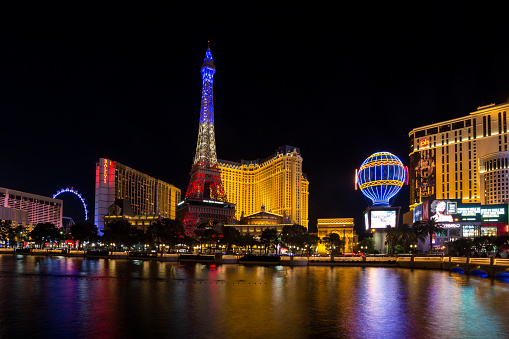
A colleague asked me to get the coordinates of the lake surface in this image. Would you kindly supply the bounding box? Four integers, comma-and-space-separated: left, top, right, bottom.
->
0, 255, 508, 338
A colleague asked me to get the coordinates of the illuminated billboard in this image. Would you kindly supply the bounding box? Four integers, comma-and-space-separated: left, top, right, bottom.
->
413, 203, 422, 223
481, 205, 507, 223
414, 200, 508, 224
365, 207, 400, 230
371, 210, 397, 229
409, 148, 436, 205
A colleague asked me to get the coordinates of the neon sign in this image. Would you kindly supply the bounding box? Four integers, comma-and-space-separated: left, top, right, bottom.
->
357, 152, 407, 206
419, 139, 430, 147
103, 159, 108, 183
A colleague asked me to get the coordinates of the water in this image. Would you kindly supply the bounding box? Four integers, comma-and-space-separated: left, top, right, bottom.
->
1, 255, 509, 338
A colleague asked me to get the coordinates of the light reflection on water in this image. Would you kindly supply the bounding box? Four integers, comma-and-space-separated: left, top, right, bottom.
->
1, 255, 509, 338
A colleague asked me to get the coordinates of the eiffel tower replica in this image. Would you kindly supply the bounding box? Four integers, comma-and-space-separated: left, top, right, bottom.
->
177, 43, 235, 236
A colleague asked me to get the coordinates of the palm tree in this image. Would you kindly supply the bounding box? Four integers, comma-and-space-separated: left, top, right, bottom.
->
414, 219, 444, 254
384, 226, 398, 255
395, 223, 417, 253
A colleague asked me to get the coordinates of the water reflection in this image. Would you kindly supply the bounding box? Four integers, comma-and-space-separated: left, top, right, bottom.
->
1, 256, 509, 338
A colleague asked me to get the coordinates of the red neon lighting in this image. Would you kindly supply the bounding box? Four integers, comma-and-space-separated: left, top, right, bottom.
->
419, 139, 429, 147
405, 166, 409, 185
103, 159, 108, 183
355, 169, 358, 190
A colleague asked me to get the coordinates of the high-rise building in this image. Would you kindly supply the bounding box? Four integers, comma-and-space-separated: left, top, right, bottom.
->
218, 145, 309, 229
94, 158, 181, 232
409, 102, 509, 207
178, 44, 235, 235
0, 187, 63, 229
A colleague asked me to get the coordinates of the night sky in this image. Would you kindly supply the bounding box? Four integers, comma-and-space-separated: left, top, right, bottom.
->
2, 3, 509, 235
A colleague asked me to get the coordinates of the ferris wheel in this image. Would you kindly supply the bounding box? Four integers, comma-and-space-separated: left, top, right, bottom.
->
53, 187, 89, 221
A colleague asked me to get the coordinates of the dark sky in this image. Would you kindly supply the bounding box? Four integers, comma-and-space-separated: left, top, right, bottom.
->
2, 3, 509, 235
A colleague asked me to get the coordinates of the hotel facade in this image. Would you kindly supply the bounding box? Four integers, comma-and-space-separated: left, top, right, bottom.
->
409, 102, 509, 206
94, 158, 181, 231
409, 102, 509, 246
0, 187, 63, 229
218, 145, 309, 229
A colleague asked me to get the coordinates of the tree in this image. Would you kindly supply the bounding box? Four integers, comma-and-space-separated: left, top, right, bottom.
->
239, 233, 257, 254
357, 237, 375, 254
30, 223, 62, 248
102, 219, 136, 251
281, 224, 307, 254
449, 237, 473, 257
70, 221, 99, 249
302, 233, 320, 256
395, 223, 417, 253
414, 219, 444, 254
322, 233, 344, 260
494, 235, 509, 253
384, 226, 399, 255
148, 218, 185, 253
199, 228, 218, 254
260, 228, 280, 254
0, 220, 13, 245
472, 236, 495, 255
219, 226, 241, 254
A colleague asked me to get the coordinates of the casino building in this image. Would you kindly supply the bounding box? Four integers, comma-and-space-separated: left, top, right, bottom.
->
94, 158, 181, 232
0, 187, 63, 229
409, 102, 509, 207
218, 145, 309, 229
409, 102, 509, 248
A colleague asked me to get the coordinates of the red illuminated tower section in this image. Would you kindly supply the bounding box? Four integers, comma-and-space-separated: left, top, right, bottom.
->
178, 44, 235, 236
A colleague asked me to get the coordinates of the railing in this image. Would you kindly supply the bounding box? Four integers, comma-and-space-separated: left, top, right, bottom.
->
468, 258, 491, 265
494, 258, 509, 266
367, 256, 397, 262
451, 257, 467, 263
414, 256, 443, 262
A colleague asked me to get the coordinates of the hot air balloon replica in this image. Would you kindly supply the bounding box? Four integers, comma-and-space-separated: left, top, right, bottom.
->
356, 151, 408, 254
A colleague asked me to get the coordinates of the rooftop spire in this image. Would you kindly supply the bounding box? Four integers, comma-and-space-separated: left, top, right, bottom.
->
202, 41, 215, 71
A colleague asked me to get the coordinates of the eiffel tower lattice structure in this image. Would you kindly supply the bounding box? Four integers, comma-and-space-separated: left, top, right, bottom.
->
177, 43, 235, 236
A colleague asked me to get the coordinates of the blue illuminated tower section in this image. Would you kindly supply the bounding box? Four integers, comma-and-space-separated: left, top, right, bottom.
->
179, 43, 235, 236
194, 43, 218, 166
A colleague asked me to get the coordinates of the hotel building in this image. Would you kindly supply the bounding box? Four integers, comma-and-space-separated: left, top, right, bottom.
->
218, 145, 309, 229
0, 187, 63, 229
409, 102, 509, 207
94, 158, 181, 231
408, 102, 509, 246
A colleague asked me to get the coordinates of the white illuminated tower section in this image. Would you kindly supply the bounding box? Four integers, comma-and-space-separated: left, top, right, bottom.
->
178, 43, 235, 236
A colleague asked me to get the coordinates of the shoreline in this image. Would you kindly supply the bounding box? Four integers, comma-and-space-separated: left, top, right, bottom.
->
1, 249, 509, 278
